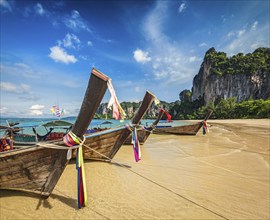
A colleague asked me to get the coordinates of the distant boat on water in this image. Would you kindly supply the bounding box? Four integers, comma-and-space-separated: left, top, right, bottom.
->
152, 110, 213, 135
5, 121, 39, 146
32, 120, 73, 141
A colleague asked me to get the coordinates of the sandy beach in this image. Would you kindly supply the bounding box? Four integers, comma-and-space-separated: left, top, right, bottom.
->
0, 119, 269, 220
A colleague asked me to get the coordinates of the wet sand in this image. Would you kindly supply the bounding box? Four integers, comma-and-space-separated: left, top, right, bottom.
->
0, 119, 269, 219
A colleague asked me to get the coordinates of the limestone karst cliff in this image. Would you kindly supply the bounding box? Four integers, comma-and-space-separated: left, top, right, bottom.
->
96, 101, 171, 119
192, 47, 270, 105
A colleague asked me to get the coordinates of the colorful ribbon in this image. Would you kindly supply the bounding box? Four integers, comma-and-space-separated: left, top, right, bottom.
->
76, 146, 88, 208
63, 132, 87, 209
107, 80, 126, 121
202, 120, 209, 135
131, 127, 141, 162
164, 110, 172, 122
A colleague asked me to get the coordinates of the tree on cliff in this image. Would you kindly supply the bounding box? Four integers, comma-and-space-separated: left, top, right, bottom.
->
179, 90, 192, 103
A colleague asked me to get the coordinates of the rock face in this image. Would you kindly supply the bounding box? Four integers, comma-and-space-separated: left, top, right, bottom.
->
192, 47, 270, 105
96, 102, 167, 119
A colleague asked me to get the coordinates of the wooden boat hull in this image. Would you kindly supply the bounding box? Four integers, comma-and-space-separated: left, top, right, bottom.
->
124, 127, 151, 145
153, 110, 213, 135
13, 133, 38, 145
153, 122, 202, 135
0, 146, 68, 198
79, 127, 130, 161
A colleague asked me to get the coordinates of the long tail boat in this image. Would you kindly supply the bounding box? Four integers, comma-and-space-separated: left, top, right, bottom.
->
153, 110, 213, 135
32, 120, 74, 141
5, 121, 38, 146
124, 108, 165, 145
78, 91, 156, 161
0, 68, 109, 198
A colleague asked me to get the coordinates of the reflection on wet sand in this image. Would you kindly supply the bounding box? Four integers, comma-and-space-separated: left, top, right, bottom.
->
0, 119, 269, 219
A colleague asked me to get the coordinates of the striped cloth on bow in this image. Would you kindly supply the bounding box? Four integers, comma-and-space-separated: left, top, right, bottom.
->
107, 80, 126, 121
202, 121, 209, 135
76, 146, 88, 208
131, 127, 141, 162
51, 105, 61, 117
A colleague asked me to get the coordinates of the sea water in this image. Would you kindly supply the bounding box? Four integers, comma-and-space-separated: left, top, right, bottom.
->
0, 117, 189, 137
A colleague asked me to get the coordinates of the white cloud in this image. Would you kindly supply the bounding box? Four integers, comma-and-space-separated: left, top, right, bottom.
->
1, 62, 39, 78
0, 0, 12, 12
251, 21, 258, 31
227, 28, 246, 39
20, 94, 39, 101
30, 104, 44, 110
15, 63, 38, 78
227, 31, 235, 39
0, 82, 16, 92
135, 86, 140, 92
0, 82, 31, 93
140, 1, 194, 84
19, 84, 31, 93
87, 41, 93, 46
133, 49, 151, 64
63, 10, 91, 32
49, 46, 77, 64
0, 107, 8, 114
221, 22, 269, 56
79, 55, 87, 61
34, 3, 45, 16
30, 110, 43, 115
189, 56, 201, 62
30, 104, 45, 116
178, 3, 186, 13
199, 42, 207, 47
58, 33, 81, 49
237, 28, 246, 37
23, 7, 31, 17
221, 15, 226, 23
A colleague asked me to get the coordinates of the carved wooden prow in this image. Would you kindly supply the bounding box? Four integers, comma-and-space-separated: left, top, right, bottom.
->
109, 91, 156, 159
72, 68, 110, 138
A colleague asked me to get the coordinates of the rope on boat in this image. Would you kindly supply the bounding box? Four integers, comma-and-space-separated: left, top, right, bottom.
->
82, 144, 112, 162
36, 133, 113, 162
142, 126, 154, 133
79, 123, 142, 162
36, 142, 80, 150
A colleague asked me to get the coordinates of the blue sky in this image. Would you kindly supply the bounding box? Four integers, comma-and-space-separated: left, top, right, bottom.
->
0, 0, 269, 117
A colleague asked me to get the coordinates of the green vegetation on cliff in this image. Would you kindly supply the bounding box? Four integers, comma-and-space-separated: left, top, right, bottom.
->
96, 97, 270, 120
205, 47, 270, 76
169, 97, 270, 119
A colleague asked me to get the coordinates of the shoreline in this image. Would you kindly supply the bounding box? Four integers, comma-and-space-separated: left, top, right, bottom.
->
0, 119, 269, 219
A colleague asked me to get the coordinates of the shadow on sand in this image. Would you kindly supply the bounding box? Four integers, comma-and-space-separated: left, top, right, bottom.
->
0, 189, 78, 210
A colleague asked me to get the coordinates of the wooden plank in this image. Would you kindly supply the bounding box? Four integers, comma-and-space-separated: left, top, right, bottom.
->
72, 68, 110, 137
